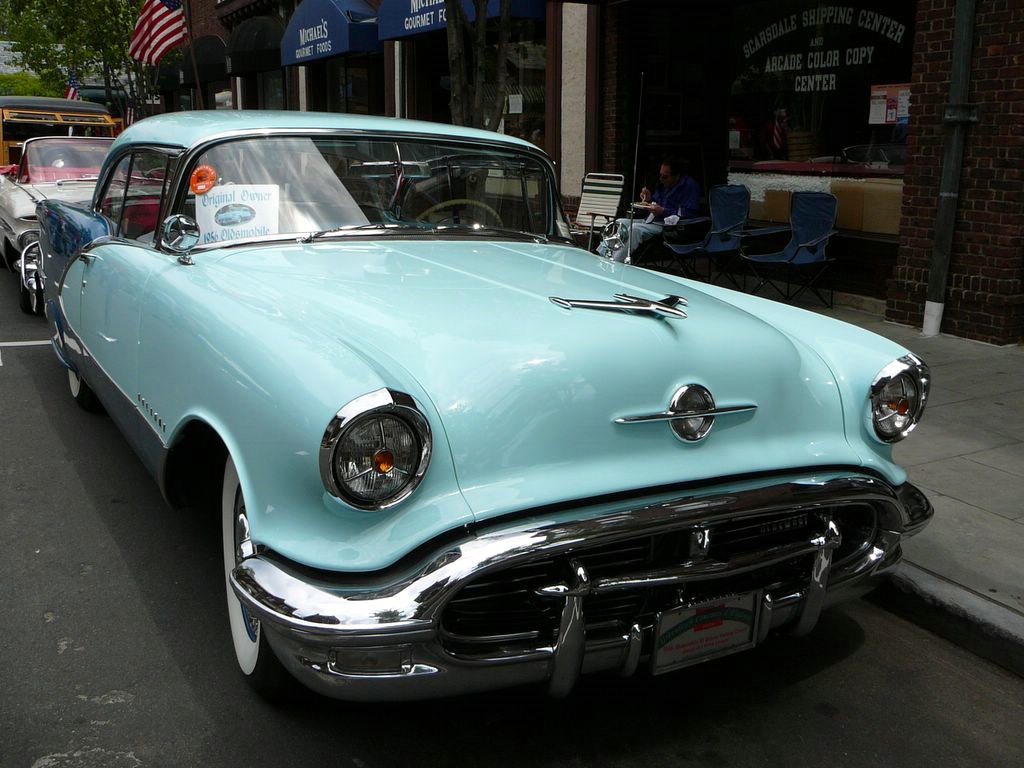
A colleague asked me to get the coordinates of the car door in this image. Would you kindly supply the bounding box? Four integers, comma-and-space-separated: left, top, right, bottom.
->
73, 149, 172, 436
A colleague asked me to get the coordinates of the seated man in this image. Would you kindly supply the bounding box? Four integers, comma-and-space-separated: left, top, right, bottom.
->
597, 159, 701, 263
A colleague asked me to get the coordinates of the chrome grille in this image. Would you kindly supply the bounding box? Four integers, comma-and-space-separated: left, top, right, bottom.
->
442, 560, 561, 641
440, 504, 878, 658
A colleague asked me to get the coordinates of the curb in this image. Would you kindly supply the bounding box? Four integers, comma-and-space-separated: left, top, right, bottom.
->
869, 563, 1024, 678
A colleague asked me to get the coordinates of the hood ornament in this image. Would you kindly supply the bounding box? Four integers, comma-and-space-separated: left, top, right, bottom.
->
549, 293, 687, 319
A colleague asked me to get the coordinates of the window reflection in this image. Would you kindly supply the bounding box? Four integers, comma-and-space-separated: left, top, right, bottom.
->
180, 135, 561, 246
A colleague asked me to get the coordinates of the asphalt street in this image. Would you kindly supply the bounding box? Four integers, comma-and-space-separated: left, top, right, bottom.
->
1, 281, 1023, 768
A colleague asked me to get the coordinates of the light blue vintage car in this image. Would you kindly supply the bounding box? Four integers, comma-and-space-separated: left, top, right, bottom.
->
36, 111, 932, 702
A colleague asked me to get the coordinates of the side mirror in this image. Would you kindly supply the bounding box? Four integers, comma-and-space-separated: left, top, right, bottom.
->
162, 214, 200, 255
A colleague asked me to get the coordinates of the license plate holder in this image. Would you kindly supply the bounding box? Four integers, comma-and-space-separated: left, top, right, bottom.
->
652, 591, 762, 675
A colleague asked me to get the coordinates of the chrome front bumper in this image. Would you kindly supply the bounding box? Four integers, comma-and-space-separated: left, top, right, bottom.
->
230, 473, 932, 701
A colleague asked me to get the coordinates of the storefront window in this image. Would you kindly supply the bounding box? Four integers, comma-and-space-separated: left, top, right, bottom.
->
729, 0, 913, 177
400, 17, 545, 142
323, 54, 381, 114
212, 82, 234, 110
495, 23, 546, 149
259, 70, 286, 110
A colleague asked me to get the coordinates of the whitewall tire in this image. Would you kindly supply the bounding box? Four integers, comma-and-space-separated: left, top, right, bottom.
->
221, 455, 291, 696
68, 368, 102, 413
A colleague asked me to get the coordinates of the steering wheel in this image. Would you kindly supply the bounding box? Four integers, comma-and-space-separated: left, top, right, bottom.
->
416, 198, 503, 227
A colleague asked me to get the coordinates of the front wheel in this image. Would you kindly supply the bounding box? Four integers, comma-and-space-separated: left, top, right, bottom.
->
68, 368, 103, 413
18, 280, 34, 314
221, 455, 291, 699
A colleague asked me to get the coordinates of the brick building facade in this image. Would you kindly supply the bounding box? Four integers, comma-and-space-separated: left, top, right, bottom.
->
889, 0, 1024, 344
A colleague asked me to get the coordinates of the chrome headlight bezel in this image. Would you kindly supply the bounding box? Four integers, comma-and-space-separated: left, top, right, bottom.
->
17, 228, 39, 250
870, 354, 930, 443
669, 384, 717, 442
20, 240, 41, 268
319, 388, 432, 510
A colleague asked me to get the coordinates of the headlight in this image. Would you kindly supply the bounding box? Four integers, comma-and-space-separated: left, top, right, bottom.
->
17, 229, 39, 250
319, 388, 432, 509
870, 354, 930, 442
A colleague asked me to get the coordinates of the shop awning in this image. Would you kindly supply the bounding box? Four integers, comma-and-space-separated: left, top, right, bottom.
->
179, 36, 228, 86
377, 0, 546, 41
281, 0, 382, 67
227, 15, 285, 75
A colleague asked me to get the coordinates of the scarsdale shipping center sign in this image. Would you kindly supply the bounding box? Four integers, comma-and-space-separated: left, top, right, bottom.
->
728, 0, 914, 160
737, 3, 910, 93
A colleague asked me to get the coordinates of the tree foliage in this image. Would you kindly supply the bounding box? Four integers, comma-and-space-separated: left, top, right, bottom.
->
445, 0, 513, 130
0, 0, 160, 118
0, 72, 59, 97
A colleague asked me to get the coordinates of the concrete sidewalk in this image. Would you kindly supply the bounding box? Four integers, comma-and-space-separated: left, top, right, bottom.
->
820, 301, 1024, 676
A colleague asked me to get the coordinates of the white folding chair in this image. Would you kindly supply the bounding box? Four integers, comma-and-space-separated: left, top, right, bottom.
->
573, 172, 624, 251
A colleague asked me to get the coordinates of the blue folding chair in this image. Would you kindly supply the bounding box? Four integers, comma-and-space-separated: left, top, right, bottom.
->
657, 184, 750, 285
741, 191, 838, 307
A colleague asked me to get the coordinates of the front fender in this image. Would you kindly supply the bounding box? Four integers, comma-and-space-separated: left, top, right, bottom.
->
683, 281, 918, 479
145, 264, 473, 573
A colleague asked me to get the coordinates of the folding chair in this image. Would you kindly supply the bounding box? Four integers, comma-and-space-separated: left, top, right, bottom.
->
657, 184, 750, 284
741, 191, 838, 307
572, 172, 624, 251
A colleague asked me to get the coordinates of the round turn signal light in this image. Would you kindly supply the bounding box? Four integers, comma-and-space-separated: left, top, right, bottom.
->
373, 449, 395, 474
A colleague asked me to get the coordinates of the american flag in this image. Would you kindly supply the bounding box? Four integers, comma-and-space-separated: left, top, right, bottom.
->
129, 0, 187, 66
64, 71, 81, 100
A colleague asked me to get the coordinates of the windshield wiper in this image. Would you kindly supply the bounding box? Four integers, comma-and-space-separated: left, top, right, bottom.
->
54, 175, 100, 186
302, 223, 564, 245
302, 222, 414, 242
431, 224, 551, 243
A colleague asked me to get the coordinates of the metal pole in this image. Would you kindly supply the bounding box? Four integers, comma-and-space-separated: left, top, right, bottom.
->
183, 0, 205, 109
923, 0, 977, 335
630, 71, 644, 203
622, 72, 647, 260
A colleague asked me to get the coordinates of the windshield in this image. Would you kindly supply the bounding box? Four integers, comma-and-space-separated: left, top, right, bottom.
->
22, 138, 110, 183
3, 121, 115, 143
181, 135, 566, 246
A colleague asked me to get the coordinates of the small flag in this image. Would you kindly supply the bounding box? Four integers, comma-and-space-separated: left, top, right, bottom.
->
65, 71, 81, 100
129, 0, 187, 66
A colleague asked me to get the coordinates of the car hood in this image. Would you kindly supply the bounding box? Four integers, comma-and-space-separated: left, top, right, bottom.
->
5, 180, 95, 213
209, 239, 860, 521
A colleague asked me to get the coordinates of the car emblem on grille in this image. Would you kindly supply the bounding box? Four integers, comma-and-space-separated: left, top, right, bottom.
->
615, 385, 757, 442
760, 513, 809, 536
